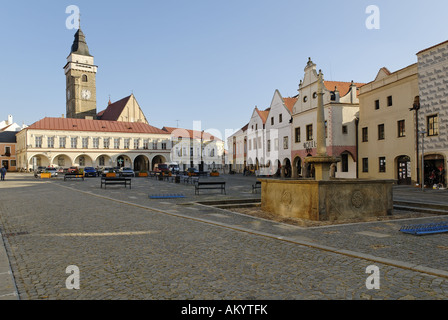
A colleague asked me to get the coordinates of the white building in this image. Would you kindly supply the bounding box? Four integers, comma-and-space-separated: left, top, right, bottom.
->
163, 127, 225, 172
0, 115, 27, 132
264, 90, 298, 177
291, 58, 364, 179
16, 117, 172, 171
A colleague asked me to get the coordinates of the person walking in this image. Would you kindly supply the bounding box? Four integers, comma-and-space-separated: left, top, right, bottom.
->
0, 166, 6, 181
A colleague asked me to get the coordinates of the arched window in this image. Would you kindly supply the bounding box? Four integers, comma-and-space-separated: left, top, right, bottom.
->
82, 75, 88, 82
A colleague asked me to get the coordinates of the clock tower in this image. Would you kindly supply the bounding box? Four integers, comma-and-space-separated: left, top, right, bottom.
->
64, 27, 98, 119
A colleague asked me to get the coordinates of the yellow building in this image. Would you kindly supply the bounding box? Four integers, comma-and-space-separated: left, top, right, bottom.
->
358, 64, 419, 184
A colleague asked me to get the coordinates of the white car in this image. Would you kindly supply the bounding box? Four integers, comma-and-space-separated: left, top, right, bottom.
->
119, 167, 135, 177
45, 167, 58, 177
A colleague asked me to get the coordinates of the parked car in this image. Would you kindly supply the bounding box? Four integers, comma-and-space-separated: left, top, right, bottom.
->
169, 164, 180, 174
119, 167, 135, 177
45, 167, 58, 177
57, 167, 65, 173
34, 166, 46, 174
102, 167, 116, 177
154, 163, 170, 173
186, 167, 199, 176
84, 167, 98, 177
34, 166, 47, 178
67, 167, 78, 173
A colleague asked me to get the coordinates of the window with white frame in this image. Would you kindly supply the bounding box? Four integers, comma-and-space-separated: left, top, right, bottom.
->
48, 137, 54, 149
93, 138, 99, 149
59, 137, 66, 148
114, 139, 120, 149
82, 137, 89, 149
71, 137, 78, 149
124, 139, 130, 149
104, 138, 110, 149
35, 136, 42, 148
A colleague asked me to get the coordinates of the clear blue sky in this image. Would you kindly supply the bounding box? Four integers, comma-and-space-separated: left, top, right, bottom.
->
1, 0, 447, 141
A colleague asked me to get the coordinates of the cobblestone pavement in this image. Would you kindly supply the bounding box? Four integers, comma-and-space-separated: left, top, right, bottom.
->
0, 173, 448, 300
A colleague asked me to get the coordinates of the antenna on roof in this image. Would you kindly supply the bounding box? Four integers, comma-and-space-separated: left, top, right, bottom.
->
176, 120, 180, 128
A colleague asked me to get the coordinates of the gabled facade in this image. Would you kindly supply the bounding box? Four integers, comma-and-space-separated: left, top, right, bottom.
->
264, 90, 298, 177
291, 58, 364, 179
246, 107, 269, 172
97, 94, 149, 124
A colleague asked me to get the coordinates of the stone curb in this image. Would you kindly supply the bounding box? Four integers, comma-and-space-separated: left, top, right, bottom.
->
0, 231, 19, 300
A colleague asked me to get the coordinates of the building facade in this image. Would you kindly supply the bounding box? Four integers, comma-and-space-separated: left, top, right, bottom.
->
228, 124, 248, 173
264, 91, 297, 177
417, 40, 448, 187
163, 127, 225, 171
16, 117, 172, 172
0, 132, 17, 171
291, 58, 364, 179
358, 64, 419, 184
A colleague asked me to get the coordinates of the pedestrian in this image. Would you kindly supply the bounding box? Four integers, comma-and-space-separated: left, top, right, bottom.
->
0, 166, 6, 181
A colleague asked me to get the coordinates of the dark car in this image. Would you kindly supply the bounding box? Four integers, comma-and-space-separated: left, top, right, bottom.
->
84, 167, 98, 177
187, 168, 199, 176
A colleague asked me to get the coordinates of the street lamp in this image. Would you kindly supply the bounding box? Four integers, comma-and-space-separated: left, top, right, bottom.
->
410, 97, 420, 186
419, 130, 427, 192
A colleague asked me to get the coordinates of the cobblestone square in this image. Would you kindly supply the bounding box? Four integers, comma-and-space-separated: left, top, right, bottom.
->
1, 173, 448, 301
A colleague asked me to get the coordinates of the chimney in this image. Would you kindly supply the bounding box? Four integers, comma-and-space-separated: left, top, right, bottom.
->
62, 114, 65, 118
7, 115, 13, 125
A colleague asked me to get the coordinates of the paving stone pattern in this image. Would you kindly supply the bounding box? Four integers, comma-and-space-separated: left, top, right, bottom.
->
0, 173, 448, 300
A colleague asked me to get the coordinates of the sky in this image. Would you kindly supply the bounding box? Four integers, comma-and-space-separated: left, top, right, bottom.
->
1, 0, 448, 142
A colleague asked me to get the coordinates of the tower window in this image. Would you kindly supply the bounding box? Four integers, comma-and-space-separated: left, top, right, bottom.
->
82, 75, 88, 82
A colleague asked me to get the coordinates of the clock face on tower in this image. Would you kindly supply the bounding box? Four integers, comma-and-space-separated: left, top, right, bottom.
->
81, 89, 91, 100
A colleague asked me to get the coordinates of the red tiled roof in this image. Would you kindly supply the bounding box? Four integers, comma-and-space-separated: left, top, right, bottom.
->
255, 108, 270, 124
162, 127, 221, 141
97, 95, 132, 121
27, 117, 168, 135
283, 97, 298, 113
324, 81, 365, 97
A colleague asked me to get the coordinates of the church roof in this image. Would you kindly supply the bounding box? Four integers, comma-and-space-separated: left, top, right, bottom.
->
27, 117, 168, 135
97, 95, 132, 121
70, 28, 92, 57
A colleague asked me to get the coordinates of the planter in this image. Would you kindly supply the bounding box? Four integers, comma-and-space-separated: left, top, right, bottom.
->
139, 173, 148, 177
210, 172, 220, 177
41, 173, 52, 179
106, 173, 116, 178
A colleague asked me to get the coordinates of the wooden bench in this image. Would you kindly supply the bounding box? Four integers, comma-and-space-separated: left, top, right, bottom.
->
252, 181, 261, 193
101, 177, 132, 189
195, 180, 226, 195
64, 173, 85, 181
